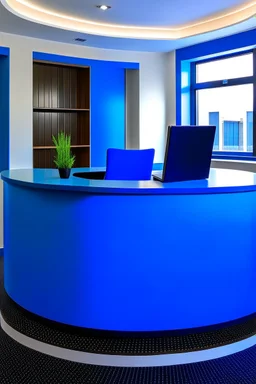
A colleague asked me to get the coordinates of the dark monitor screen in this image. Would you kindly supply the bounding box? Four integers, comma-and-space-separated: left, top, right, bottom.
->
162, 125, 216, 183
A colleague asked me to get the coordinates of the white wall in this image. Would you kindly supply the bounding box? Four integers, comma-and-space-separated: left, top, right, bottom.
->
138, 50, 176, 162
164, 51, 176, 160
0, 32, 176, 247
165, 51, 176, 128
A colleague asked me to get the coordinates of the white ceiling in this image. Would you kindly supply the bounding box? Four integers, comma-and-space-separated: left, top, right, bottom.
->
25, 0, 247, 27
0, 0, 256, 52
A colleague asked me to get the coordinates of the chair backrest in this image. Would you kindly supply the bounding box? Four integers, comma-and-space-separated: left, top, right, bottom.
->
105, 148, 155, 180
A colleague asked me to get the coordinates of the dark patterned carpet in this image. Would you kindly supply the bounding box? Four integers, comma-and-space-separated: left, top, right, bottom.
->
1, 257, 256, 383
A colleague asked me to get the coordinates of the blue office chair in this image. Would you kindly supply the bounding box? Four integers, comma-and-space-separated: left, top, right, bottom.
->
105, 148, 155, 180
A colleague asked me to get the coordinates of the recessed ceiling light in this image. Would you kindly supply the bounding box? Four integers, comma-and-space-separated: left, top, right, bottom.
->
96, 5, 111, 11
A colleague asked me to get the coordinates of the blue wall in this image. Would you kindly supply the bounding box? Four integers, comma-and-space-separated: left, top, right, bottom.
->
33, 52, 139, 167
0, 47, 10, 172
90, 62, 125, 167
176, 28, 256, 125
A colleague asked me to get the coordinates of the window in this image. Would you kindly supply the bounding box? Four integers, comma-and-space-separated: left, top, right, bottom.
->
196, 84, 253, 151
196, 54, 253, 83
192, 52, 254, 154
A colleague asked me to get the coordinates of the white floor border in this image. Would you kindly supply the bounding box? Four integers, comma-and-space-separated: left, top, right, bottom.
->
1, 312, 256, 368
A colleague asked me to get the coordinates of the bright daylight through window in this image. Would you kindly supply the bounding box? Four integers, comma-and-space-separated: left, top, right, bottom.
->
194, 53, 253, 153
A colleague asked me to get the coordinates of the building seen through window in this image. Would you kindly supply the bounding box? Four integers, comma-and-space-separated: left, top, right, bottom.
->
194, 53, 253, 152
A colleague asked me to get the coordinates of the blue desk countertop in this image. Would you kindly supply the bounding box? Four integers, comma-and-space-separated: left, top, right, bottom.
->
2, 167, 256, 194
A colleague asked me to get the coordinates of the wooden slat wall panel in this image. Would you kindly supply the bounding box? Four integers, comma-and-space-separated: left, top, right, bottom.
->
73, 147, 90, 168
78, 113, 90, 145
34, 148, 90, 169
77, 68, 90, 109
44, 65, 51, 108
70, 68, 77, 109
33, 149, 56, 169
33, 63, 89, 109
33, 112, 89, 147
33, 64, 39, 108
44, 113, 52, 146
33, 112, 39, 146
51, 66, 58, 108
38, 65, 45, 108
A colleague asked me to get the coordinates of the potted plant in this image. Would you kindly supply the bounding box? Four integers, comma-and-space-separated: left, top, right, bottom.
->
52, 132, 75, 179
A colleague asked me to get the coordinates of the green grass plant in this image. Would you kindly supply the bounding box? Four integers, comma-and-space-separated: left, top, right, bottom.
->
52, 132, 75, 169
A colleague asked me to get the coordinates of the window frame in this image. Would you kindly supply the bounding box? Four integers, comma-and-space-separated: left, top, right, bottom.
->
190, 49, 256, 157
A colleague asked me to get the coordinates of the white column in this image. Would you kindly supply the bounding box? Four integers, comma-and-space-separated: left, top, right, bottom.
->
9, 43, 33, 169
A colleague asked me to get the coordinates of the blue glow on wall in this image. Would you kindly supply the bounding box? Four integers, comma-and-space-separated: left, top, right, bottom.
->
90, 62, 125, 166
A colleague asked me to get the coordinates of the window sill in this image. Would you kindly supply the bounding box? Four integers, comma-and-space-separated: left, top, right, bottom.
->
212, 153, 256, 162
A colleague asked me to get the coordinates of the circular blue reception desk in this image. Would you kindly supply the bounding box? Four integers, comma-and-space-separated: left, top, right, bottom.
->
1, 167, 256, 377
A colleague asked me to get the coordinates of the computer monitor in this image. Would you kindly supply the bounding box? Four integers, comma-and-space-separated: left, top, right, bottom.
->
153, 125, 216, 183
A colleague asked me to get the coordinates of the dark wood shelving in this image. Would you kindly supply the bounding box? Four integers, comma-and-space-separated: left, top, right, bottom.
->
34, 145, 90, 150
33, 108, 90, 112
33, 61, 90, 168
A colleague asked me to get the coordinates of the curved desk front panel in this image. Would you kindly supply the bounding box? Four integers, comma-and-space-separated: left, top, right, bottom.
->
2, 168, 256, 332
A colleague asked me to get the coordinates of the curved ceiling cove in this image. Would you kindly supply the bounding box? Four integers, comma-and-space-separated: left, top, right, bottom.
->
14, 0, 248, 27
2, 0, 256, 40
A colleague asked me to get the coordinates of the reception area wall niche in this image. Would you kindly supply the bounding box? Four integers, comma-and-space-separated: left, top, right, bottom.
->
32, 52, 139, 168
